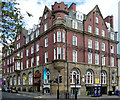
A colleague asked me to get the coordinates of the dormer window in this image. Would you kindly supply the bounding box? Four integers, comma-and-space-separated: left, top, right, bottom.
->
110, 32, 114, 40
44, 23, 47, 31
45, 13, 48, 19
96, 17, 98, 24
31, 34, 34, 41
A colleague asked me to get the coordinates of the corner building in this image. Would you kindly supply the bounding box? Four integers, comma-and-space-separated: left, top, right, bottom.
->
2, 2, 119, 96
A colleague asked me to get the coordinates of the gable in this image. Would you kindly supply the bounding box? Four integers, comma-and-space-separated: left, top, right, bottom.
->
85, 5, 107, 29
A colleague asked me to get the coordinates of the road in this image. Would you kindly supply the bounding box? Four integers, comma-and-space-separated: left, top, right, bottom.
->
1, 92, 120, 100
2, 92, 33, 99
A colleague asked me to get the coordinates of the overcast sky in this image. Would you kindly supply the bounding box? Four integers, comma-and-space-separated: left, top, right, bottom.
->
17, 0, 120, 31
0, 0, 120, 52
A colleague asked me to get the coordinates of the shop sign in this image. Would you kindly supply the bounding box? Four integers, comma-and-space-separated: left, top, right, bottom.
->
26, 80, 28, 84
34, 73, 41, 78
86, 85, 92, 87
25, 76, 27, 80
95, 78, 99, 84
43, 85, 50, 88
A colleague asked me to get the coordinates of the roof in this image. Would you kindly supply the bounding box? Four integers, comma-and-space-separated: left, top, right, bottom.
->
85, 5, 108, 29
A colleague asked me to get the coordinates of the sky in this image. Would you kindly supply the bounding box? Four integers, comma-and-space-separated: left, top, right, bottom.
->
17, 0, 120, 31
0, 0, 120, 52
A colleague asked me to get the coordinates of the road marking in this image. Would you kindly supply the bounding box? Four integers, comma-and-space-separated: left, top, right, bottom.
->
16, 94, 20, 95
34, 96, 42, 98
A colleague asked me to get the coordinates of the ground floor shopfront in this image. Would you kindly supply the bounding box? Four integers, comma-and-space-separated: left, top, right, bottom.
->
2, 61, 118, 95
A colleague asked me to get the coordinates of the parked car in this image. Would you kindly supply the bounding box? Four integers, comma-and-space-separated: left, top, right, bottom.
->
11, 87, 18, 93
2, 87, 8, 92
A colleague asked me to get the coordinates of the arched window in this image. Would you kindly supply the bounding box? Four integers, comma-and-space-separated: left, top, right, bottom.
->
14, 75, 16, 85
85, 70, 93, 84
70, 69, 80, 84
29, 73, 33, 85
100, 71, 106, 84
23, 74, 26, 85
112, 72, 115, 83
18, 75, 21, 85
10, 77, 12, 85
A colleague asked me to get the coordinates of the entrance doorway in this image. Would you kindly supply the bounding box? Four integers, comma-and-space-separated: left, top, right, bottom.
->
71, 88, 81, 95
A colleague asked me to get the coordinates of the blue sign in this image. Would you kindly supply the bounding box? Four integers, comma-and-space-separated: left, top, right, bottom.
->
43, 69, 47, 82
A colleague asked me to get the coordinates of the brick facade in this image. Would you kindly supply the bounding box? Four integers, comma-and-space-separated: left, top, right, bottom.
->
2, 2, 118, 96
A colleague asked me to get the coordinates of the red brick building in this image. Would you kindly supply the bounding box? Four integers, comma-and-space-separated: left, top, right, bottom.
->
2, 2, 118, 96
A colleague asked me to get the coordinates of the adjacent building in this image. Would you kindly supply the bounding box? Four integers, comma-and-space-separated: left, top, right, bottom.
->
118, 1, 120, 91
2, 2, 118, 95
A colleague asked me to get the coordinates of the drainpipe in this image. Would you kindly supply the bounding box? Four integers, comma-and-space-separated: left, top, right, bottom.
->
65, 29, 69, 99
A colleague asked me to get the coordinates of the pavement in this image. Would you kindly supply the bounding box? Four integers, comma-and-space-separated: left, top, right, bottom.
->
17, 91, 120, 99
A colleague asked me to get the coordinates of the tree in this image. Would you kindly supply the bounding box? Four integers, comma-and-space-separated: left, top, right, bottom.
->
0, 1, 32, 49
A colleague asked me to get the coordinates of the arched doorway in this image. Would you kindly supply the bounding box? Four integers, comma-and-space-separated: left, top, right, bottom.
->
34, 70, 41, 92
70, 68, 81, 95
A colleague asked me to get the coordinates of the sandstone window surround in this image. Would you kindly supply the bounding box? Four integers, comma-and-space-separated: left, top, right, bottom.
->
36, 56, 39, 66
36, 43, 39, 52
45, 38, 48, 47
95, 27, 99, 35
96, 17, 98, 24
57, 47, 61, 59
62, 47, 65, 60
26, 49, 29, 56
112, 72, 115, 83
44, 23, 47, 31
57, 31, 61, 42
88, 52, 92, 64
72, 20, 77, 29
100, 71, 106, 84
111, 57, 114, 66
88, 39, 92, 48
70, 69, 80, 84
29, 73, 33, 85
102, 29, 105, 37
45, 51, 48, 63
21, 62, 23, 70
26, 59, 29, 68
111, 45, 114, 53
101, 42, 105, 51
23, 74, 26, 85
62, 31, 65, 42
31, 58, 34, 67
54, 48, 56, 60
73, 50, 77, 62
88, 25, 92, 33
73, 36, 77, 46
85, 70, 93, 84
95, 41, 99, 50
31, 46, 34, 54
102, 55, 105, 66
95, 54, 99, 65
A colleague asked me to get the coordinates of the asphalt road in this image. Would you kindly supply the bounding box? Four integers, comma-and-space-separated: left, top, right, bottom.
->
1, 92, 120, 100
2, 92, 33, 99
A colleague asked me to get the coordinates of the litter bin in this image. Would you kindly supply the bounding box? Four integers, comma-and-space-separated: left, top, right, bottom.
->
116, 90, 120, 96
109, 91, 115, 95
